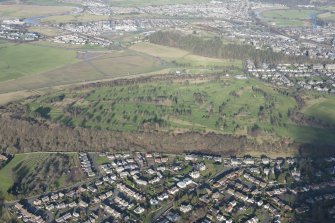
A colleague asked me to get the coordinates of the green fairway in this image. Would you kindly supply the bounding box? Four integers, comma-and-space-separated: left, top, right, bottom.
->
0, 41, 78, 82
261, 9, 318, 27
22, 75, 335, 146
23, 77, 294, 135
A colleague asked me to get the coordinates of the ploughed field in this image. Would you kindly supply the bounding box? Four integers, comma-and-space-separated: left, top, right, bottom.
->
17, 76, 335, 148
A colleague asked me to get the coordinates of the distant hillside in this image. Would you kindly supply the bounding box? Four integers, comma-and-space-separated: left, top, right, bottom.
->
0, 74, 335, 156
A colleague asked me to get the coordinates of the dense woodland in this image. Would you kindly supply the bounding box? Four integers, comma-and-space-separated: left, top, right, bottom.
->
148, 31, 318, 66
0, 115, 260, 154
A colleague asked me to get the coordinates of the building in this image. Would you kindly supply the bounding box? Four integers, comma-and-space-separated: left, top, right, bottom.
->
0, 154, 8, 161
326, 64, 335, 70
190, 170, 200, 179
180, 204, 192, 213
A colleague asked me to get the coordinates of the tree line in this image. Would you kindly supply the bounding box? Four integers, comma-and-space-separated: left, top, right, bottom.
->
148, 31, 315, 66
0, 115, 279, 156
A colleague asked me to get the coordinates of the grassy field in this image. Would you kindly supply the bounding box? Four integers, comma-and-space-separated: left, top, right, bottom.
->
277, 125, 335, 146
0, 153, 51, 198
33, 39, 103, 49
130, 42, 242, 68
130, 42, 189, 59
89, 153, 111, 165
0, 37, 242, 96
0, 90, 38, 105
88, 50, 164, 75
0, 48, 165, 94
302, 97, 335, 125
260, 9, 318, 27
318, 12, 335, 21
178, 54, 242, 68
0, 4, 74, 18
0, 152, 82, 199
321, 6, 335, 10
0, 41, 78, 82
0, 154, 30, 196
28, 26, 66, 37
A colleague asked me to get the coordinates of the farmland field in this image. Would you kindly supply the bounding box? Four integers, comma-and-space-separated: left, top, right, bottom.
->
0, 30, 241, 97
0, 4, 74, 18
0, 41, 78, 82
0, 40, 241, 95
87, 50, 164, 76
0, 47, 164, 94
